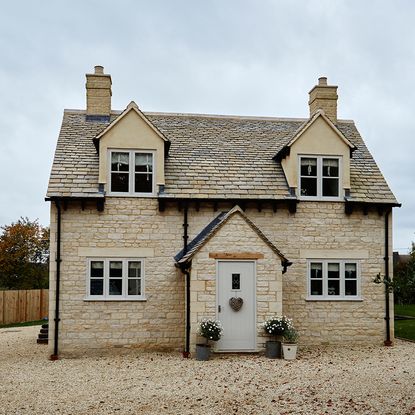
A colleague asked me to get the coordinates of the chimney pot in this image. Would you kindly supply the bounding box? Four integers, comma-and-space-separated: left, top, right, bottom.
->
318, 77, 328, 86
94, 65, 104, 74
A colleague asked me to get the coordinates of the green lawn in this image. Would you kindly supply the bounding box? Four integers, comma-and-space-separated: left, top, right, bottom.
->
395, 304, 415, 317
0, 320, 45, 329
395, 304, 415, 341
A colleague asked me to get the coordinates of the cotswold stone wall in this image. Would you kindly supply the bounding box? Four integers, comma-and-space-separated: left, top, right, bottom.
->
49, 199, 392, 356
48, 198, 186, 356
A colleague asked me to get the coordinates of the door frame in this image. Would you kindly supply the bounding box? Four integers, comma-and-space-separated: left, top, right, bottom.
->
215, 259, 257, 352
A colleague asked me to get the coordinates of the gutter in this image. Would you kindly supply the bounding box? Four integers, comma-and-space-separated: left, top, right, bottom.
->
50, 200, 62, 360
384, 209, 392, 346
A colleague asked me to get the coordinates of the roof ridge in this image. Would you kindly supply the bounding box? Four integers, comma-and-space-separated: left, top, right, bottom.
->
63, 109, 355, 123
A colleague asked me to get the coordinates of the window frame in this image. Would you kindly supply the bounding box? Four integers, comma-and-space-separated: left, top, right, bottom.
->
108, 149, 155, 197
306, 259, 361, 301
298, 155, 342, 201
86, 258, 146, 301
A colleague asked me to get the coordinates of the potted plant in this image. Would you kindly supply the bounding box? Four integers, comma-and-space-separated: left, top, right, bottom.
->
196, 318, 223, 361
262, 315, 293, 358
282, 328, 299, 360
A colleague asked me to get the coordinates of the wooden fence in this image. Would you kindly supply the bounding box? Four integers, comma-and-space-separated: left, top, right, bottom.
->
0, 289, 48, 325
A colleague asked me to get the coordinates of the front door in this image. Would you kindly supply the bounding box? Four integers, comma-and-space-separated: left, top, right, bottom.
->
216, 261, 256, 351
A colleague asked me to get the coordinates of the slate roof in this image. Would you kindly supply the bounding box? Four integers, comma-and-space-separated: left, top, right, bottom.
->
46, 109, 398, 204
174, 206, 289, 265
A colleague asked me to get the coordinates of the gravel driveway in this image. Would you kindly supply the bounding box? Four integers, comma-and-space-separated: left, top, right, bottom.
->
1, 326, 414, 414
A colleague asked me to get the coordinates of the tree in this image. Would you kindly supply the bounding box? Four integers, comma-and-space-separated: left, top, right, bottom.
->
0, 218, 49, 290
393, 243, 415, 305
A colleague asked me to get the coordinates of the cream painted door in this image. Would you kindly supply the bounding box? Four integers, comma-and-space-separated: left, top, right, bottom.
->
216, 261, 256, 351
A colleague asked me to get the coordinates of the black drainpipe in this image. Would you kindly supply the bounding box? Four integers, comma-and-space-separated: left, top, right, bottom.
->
50, 200, 62, 360
182, 205, 191, 358
384, 208, 392, 346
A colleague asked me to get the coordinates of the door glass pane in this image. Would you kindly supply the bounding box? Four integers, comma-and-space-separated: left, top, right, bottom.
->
232, 274, 240, 290
311, 280, 323, 295
128, 279, 141, 296
109, 279, 122, 295
323, 178, 339, 197
345, 280, 357, 296
109, 261, 122, 278
90, 279, 103, 295
90, 261, 104, 278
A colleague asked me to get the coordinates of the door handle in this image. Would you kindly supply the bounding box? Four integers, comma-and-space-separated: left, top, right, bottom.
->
218, 305, 221, 313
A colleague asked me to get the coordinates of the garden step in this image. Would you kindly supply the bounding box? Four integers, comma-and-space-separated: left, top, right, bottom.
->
37, 338, 48, 344
40, 328, 48, 334
42, 323, 49, 329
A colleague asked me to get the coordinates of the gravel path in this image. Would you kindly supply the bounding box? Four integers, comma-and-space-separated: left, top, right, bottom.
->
0, 326, 414, 414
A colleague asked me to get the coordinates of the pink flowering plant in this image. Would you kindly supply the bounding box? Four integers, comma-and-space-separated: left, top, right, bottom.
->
262, 315, 293, 339
198, 318, 223, 345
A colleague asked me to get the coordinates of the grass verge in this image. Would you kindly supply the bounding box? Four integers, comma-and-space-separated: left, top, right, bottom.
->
395, 319, 415, 341
0, 320, 45, 329
395, 304, 415, 317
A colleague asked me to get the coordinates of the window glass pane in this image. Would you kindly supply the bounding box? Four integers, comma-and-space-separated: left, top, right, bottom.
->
128, 262, 141, 278
328, 263, 340, 278
111, 173, 129, 192
300, 177, 317, 196
322, 159, 339, 177
90, 261, 104, 278
109, 279, 122, 295
311, 280, 323, 295
310, 263, 322, 278
323, 178, 339, 197
135, 173, 153, 193
90, 279, 103, 295
345, 263, 357, 279
300, 158, 317, 176
345, 280, 357, 296
135, 153, 153, 172
109, 261, 123, 278
128, 279, 141, 296
111, 152, 129, 172
328, 280, 340, 295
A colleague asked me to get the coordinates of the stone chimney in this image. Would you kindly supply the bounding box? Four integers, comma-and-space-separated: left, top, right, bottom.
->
308, 77, 338, 123
86, 65, 112, 116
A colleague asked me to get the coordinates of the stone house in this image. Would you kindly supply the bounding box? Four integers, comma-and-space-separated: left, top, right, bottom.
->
46, 66, 399, 358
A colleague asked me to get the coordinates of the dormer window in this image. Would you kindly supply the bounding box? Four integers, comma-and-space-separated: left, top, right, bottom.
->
299, 156, 341, 199
109, 150, 154, 195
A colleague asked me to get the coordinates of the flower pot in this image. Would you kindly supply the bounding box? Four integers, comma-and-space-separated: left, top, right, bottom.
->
265, 340, 282, 359
196, 344, 211, 361
282, 343, 298, 360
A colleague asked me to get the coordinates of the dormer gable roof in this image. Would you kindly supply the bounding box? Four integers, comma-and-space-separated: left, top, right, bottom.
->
274, 110, 356, 162
174, 205, 291, 268
93, 101, 171, 155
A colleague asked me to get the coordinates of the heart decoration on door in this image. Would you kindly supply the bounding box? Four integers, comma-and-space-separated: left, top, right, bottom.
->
229, 297, 243, 312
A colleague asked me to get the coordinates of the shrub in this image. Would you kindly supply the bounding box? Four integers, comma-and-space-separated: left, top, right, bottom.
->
198, 318, 223, 344
262, 316, 293, 337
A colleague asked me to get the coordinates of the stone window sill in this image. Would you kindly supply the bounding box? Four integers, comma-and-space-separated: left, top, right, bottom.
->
306, 296, 363, 302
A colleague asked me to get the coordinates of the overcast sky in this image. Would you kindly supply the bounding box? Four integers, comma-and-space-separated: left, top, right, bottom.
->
0, 0, 414, 252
